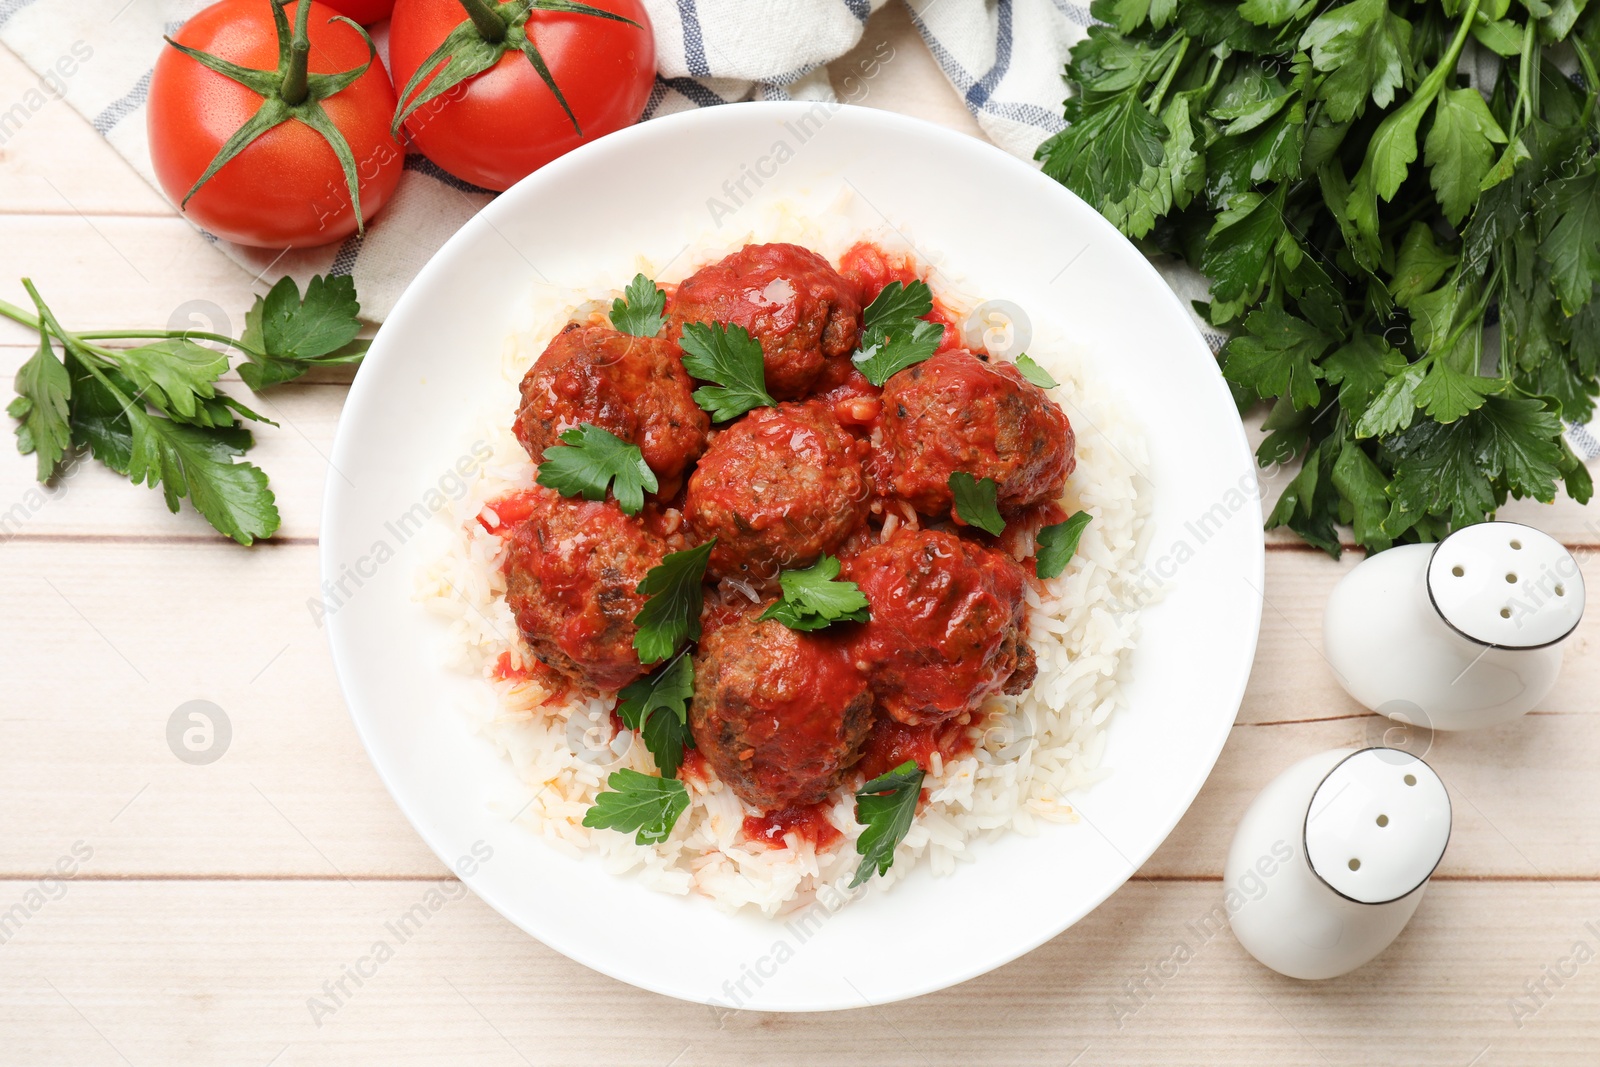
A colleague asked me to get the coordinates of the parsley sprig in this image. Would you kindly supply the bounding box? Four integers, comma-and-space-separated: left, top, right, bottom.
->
632, 539, 715, 664
582, 768, 689, 846
1037, 0, 1600, 554
3, 275, 365, 544
851, 280, 946, 387
616, 651, 695, 778
535, 423, 658, 515
678, 322, 777, 421
1014, 353, 1059, 389
611, 274, 666, 338
1036, 511, 1093, 580
949, 472, 1006, 536
850, 760, 925, 888
758, 555, 871, 631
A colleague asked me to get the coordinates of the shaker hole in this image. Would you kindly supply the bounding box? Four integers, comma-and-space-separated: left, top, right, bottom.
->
1348, 858, 1361, 871
1506, 573, 1518, 583
1376, 814, 1389, 827
1405, 774, 1417, 786
1511, 539, 1523, 550
1452, 565, 1465, 577
1501, 607, 1512, 619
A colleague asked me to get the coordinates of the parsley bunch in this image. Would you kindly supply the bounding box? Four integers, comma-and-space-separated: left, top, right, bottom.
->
1038, 0, 1600, 553
4, 275, 368, 545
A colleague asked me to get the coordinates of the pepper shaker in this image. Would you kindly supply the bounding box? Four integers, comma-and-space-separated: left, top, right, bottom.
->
1226, 748, 1451, 980
1322, 521, 1584, 731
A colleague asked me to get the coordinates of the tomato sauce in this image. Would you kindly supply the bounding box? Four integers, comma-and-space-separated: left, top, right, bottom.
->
856, 714, 977, 782
478, 489, 544, 532
490, 650, 569, 703
837, 241, 963, 353
678, 748, 710, 785
742, 802, 843, 851
994, 499, 1069, 574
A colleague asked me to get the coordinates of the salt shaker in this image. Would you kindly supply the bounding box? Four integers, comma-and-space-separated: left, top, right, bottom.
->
1322, 521, 1584, 731
1227, 748, 1451, 980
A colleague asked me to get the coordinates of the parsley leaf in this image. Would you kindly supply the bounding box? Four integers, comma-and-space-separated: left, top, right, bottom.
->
616, 651, 694, 779
535, 423, 659, 515
115, 340, 229, 420
1013, 353, 1059, 389
1300, 0, 1411, 123
1202, 187, 1288, 310
238, 274, 367, 390
11, 317, 72, 482
1222, 305, 1330, 410
126, 411, 280, 546
610, 273, 666, 338
678, 322, 777, 421
1036, 511, 1093, 579
850, 760, 924, 888
1331, 439, 1393, 552
582, 768, 689, 846
1321, 333, 1406, 418
1425, 88, 1507, 226
852, 280, 945, 386
949, 472, 1005, 535
1537, 167, 1600, 316
1414, 363, 1503, 424
632, 539, 715, 664
1390, 224, 1457, 308
758, 555, 871, 631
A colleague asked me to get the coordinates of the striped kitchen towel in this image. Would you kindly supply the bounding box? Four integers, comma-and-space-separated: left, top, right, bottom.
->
0, 0, 1089, 321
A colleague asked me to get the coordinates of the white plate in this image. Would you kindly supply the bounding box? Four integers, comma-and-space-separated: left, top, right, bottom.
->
322, 102, 1264, 1012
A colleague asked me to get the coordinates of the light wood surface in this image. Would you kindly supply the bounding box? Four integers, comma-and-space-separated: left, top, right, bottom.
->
3, 8, 1598, 1063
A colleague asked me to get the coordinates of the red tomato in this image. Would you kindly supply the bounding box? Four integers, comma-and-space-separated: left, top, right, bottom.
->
388, 0, 655, 191
319, 0, 395, 23
148, 0, 404, 248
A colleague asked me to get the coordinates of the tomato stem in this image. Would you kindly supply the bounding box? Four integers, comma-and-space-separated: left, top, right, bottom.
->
456, 0, 509, 43
280, 0, 313, 106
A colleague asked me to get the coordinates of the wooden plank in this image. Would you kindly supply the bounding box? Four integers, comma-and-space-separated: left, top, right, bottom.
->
2, 541, 1597, 879
0, 540, 443, 880
0, 47, 170, 217
0, 878, 1593, 1064
0, 217, 261, 340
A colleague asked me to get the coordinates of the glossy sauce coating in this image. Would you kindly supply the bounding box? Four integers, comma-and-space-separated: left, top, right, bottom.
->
881, 348, 1074, 518
690, 615, 873, 809
844, 528, 1037, 726
513, 323, 709, 486
502, 487, 666, 693
670, 243, 861, 400
684, 402, 871, 585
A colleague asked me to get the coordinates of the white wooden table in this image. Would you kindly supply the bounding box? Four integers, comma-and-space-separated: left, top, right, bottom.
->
3, 10, 1598, 1064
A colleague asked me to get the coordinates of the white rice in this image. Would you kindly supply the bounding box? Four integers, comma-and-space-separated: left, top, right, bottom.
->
415, 196, 1151, 915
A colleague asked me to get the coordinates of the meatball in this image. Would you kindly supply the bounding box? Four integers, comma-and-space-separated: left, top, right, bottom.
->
671, 243, 861, 400
513, 323, 709, 487
843, 529, 1037, 726
690, 615, 873, 810
684, 402, 871, 584
881, 348, 1074, 517
502, 488, 667, 693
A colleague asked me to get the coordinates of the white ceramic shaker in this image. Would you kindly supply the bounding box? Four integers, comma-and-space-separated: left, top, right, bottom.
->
1227, 748, 1451, 979
1322, 521, 1585, 731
